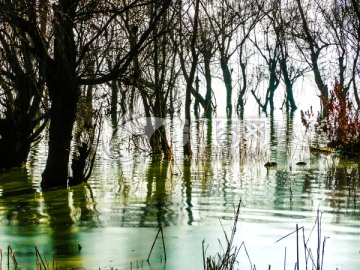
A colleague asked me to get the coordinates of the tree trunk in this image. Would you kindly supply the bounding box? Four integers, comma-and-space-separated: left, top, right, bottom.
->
111, 80, 118, 122
194, 76, 200, 118
183, 0, 200, 157
203, 55, 213, 118
0, 68, 44, 169
0, 119, 30, 169
184, 83, 193, 156
265, 59, 280, 115
220, 57, 233, 117
295, 0, 328, 116
279, 58, 297, 112
42, 1, 78, 188
237, 61, 247, 119
42, 81, 78, 187
311, 53, 328, 116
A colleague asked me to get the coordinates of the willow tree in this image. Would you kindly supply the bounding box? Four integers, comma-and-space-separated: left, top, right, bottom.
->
201, 0, 241, 117
197, 17, 216, 118
0, 2, 47, 170
293, 0, 330, 116
251, 13, 281, 116
350, 0, 360, 107
235, 0, 264, 118
269, 0, 305, 113
1, 0, 172, 187
173, 0, 200, 157
316, 0, 360, 108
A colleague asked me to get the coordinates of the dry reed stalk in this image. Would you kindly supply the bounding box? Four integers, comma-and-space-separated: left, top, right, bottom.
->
7, 245, 17, 269
147, 226, 166, 262
276, 207, 328, 270
35, 247, 48, 270
203, 200, 252, 270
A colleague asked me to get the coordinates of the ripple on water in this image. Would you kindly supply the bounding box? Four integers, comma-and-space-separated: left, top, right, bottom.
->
1, 116, 360, 269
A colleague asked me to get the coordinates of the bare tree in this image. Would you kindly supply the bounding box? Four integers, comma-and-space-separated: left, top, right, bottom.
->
235, 1, 263, 118
251, 11, 281, 116
184, 0, 200, 156
0, 0, 172, 187
197, 16, 216, 118
202, 0, 245, 117
271, 0, 306, 113
316, 0, 360, 109
0, 1, 47, 169
350, 0, 360, 107
293, 0, 330, 116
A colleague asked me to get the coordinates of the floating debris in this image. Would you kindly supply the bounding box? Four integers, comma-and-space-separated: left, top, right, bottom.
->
296, 161, 307, 166
265, 162, 277, 167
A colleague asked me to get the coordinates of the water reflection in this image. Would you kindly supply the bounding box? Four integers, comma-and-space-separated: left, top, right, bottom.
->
0, 168, 41, 226
140, 156, 172, 227
0, 172, 98, 266
183, 159, 193, 225
1, 113, 360, 268
43, 188, 79, 259
42, 184, 98, 264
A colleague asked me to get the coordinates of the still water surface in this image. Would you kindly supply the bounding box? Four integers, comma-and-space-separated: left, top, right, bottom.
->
0, 113, 360, 269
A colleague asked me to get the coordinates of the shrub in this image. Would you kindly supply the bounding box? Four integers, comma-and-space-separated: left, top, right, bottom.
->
301, 79, 360, 157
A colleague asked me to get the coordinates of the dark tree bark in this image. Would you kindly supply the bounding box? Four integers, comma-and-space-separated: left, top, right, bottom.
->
183, 0, 200, 157
42, 1, 171, 187
203, 55, 213, 118
0, 8, 46, 169
279, 56, 297, 112
271, 3, 300, 113
220, 56, 233, 118
295, 0, 329, 116
151, 6, 172, 157
251, 23, 281, 116
198, 30, 214, 118
266, 59, 280, 114
236, 61, 247, 119
42, 1, 79, 187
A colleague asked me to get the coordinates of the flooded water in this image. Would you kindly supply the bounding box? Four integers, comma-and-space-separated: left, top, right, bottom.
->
1, 112, 360, 269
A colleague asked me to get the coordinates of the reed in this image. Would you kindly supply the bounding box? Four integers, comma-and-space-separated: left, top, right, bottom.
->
276, 208, 328, 270
35, 246, 48, 270
7, 245, 17, 269
202, 200, 253, 270
147, 226, 167, 263
0, 207, 329, 270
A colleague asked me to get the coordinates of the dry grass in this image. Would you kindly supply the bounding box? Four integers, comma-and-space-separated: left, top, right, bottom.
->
202, 200, 253, 270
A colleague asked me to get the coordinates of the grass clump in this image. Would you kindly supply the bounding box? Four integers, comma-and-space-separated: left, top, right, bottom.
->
202, 200, 253, 270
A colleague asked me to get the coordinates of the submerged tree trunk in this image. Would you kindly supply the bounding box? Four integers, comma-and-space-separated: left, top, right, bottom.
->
194, 76, 200, 118
203, 55, 213, 118
279, 56, 297, 112
0, 118, 31, 169
111, 80, 118, 122
266, 60, 280, 114
0, 19, 45, 169
251, 58, 280, 116
237, 61, 247, 119
183, 0, 200, 157
0, 80, 36, 169
295, 0, 328, 116
220, 57, 233, 118
311, 53, 328, 116
42, 2, 78, 188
